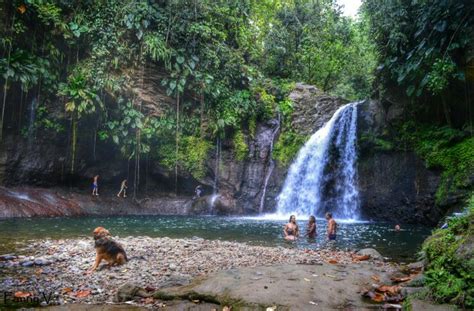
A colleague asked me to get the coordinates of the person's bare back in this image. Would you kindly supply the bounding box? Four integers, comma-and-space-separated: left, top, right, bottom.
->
325, 212, 337, 240
328, 219, 336, 235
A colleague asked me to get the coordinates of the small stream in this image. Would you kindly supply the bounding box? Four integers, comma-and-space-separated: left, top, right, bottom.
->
0, 215, 431, 262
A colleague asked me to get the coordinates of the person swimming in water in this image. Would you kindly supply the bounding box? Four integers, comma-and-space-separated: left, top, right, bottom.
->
305, 215, 317, 239
325, 212, 337, 240
283, 215, 299, 241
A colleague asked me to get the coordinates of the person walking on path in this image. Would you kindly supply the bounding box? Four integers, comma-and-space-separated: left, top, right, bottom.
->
92, 175, 100, 196
117, 179, 128, 198
325, 212, 337, 240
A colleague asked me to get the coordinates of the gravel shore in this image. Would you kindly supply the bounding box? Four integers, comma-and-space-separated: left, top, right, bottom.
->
0, 237, 358, 306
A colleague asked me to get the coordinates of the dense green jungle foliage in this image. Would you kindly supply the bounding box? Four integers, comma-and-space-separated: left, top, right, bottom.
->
420, 193, 474, 308
362, 0, 474, 204
0, 0, 376, 188
0, 0, 473, 202
363, 0, 474, 127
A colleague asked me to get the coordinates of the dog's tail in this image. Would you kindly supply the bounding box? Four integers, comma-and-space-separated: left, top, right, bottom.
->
126, 255, 145, 262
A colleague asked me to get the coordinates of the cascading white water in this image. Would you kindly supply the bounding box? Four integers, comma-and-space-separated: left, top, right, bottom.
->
213, 137, 221, 194
276, 102, 360, 220
28, 98, 37, 134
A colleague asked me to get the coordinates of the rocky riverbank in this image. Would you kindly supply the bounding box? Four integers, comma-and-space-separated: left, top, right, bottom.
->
0, 186, 194, 218
0, 236, 407, 309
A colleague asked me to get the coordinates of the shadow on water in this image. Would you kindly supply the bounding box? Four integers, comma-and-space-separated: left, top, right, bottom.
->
0, 215, 431, 262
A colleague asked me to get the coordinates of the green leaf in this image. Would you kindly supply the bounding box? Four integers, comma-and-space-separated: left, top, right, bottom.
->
406, 85, 416, 96
169, 80, 176, 90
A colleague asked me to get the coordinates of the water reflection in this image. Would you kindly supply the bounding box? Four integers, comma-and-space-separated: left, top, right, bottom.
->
0, 215, 431, 262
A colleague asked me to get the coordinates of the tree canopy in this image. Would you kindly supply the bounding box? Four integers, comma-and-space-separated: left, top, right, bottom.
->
0, 0, 472, 192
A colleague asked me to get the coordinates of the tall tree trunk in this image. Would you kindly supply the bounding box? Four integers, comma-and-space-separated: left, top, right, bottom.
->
133, 128, 141, 199
12, 89, 23, 125
464, 78, 472, 136
0, 13, 15, 142
200, 92, 205, 138
175, 92, 180, 195
71, 115, 77, 174
18, 90, 27, 132
441, 94, 452, 127
134, 55, 145, 199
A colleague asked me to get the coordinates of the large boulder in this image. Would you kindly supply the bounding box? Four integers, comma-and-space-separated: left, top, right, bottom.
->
288, 83, 348, 135
356, 248, 383, 261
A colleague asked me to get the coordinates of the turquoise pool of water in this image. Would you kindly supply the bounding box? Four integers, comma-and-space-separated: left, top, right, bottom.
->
0, 215, 432, 262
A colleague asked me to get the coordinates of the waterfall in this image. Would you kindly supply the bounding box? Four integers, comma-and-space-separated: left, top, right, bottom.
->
28, 98, 37, 135
276, 102, 360, 220
26, 98, 38, 149
259, 115, 280, 213
209, 193, 219, 214
213, 137, 221, 194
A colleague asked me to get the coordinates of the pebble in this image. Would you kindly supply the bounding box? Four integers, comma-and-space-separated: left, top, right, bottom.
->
0, 236, 356, 305
21, 260, 34, 267
0, 254, 17, 260
34, 258, 51, 266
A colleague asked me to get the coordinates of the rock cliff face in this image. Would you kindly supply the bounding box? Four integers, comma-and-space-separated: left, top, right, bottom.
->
0, 82, 452, 224
288, 83, 348, 135
357, 100, 442, 224
193, 83, 349, 215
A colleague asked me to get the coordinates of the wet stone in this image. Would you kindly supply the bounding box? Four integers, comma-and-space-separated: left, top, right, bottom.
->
0, 254, 17, 261
34, 258, 51, 266
21, 260, 34, 267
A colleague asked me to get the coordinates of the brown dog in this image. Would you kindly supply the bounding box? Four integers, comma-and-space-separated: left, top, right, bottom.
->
88, 227, 127, 273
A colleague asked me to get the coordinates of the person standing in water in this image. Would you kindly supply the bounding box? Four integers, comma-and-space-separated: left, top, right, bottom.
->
92, 175, 99, 196
325, 212, 337, 240
305, 215, 317, 239
117, 179, 127, 198
283, 215, 299, 241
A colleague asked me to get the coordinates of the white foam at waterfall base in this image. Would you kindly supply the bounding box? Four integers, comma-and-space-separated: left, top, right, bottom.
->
273, 102, 361, 221
240, 213, 369, 224
8, 191, 38, 203
208, 194, 219, 214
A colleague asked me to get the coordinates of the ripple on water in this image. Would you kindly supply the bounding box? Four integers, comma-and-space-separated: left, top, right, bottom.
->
0, 215, 431, 262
